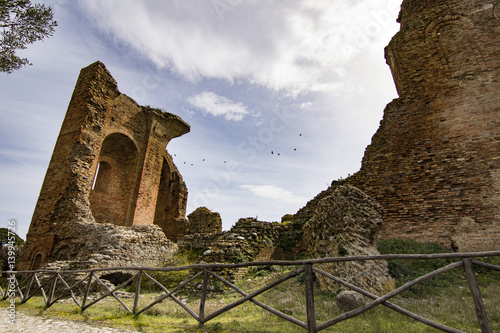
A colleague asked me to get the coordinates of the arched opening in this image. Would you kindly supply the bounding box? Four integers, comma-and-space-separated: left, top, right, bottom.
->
31, 252, 43, 270
89, 133, 139, 226
92, 161, 111, 192
426, 16, 487, 76
153, 157, 185, 240
153, 158, 172, 234
437, 24, 483, 75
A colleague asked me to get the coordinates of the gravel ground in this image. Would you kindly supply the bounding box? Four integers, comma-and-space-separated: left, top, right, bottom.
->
0, 309, 140, 333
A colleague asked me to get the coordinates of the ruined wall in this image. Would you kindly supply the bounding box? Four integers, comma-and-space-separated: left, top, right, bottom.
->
186, 207, 222, 235
349, 1, 500, 251
20, 61, 190, 269
302, 184, 395, 295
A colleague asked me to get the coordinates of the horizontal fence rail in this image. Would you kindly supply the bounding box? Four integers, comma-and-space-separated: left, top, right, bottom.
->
1, 251, 499, 332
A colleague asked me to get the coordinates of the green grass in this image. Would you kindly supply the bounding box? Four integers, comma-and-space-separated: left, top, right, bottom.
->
1, 266, 498, 333
1, 240, 499, 332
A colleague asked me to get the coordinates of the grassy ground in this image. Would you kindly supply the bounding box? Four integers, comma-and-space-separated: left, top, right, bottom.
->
1, 265, 499, 333
2, 241, 499, 332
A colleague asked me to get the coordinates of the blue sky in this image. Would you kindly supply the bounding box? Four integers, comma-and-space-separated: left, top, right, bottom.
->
0, 0, 401, 239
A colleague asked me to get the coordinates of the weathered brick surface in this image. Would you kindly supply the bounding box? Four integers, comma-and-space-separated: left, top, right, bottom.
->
186, 207, 222, 235
349, 1, 499, 251
20, 62, 190, 269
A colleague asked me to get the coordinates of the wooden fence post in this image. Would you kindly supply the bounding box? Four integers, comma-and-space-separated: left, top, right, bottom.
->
81, 272, 94, 310
199, 269, 209, 327
47, 273, 57, 306
305, 264, 317, 333
133, 270, 142, 315
21, 273, 35, 303
463, 258, 493, 333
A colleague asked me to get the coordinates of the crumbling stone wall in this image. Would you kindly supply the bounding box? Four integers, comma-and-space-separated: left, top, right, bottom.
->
178, 188, 394, 293
302, 184, 394, 295
44, 223, 177, 269
20, 61, 189, 270
348, 0, 500, 251
186, 207, 222, 235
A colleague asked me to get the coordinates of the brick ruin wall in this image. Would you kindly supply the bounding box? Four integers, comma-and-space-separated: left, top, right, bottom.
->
19, 62, 190, 270
348, 0, 500, 251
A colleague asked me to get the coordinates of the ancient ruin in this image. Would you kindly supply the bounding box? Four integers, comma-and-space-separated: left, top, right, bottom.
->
348, 0, 500, 251
18, 1, 499, 284
177, 183, 395, 295
19, 61, 190, 270
302, 184, 395, 295
186, 207, 222, 235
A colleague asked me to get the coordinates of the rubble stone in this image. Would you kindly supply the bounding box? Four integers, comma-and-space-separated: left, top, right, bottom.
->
301, 183, 395, 295
336, 291, 366, 312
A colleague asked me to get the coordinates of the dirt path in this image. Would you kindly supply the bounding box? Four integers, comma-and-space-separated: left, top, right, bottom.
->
0, 310, 140, 333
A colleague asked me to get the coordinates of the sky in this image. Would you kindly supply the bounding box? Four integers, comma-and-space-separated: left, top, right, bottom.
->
0, 0, 402, 239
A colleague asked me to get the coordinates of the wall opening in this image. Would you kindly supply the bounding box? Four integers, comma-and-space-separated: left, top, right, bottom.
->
92, 161, 111, 191
31, 252, 43, 270
89, 133, 139, 226
426, 16, 487, 76
153, 158, 173, 235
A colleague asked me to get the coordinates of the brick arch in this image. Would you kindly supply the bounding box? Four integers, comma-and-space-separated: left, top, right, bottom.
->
28, 248, 45, 270
494, 1, 500, 19
89, 133, 139, 226
425, 14, 487, 74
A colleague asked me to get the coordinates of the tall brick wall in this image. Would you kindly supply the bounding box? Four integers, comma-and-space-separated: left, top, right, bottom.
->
20, 62, 190, 269
348, 0, 499, 251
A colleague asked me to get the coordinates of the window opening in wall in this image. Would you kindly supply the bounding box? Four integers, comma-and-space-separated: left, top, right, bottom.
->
92, 162, 101, 190
91, 161, 111, 192
31, 252, 42, 270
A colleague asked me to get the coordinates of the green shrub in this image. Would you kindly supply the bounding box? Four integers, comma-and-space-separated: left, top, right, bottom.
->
249, 265, 284, 277
474, 256, 500, 284
337, 244, 349, 256
293, 252, 309, 261
277, 232, 303, 252
231, 251, 246, 263
262, 235, 273, 247
377, 238, 464, 297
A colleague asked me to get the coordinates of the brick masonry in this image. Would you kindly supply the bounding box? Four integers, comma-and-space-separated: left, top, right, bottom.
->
19, 62, 190, 269
348, 0, 500, 251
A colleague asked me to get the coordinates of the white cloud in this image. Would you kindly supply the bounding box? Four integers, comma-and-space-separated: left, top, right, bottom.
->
78, 0, 401, 96
187, 91, 249, 121
241, 184, 308, 204
300, 101, 313, 109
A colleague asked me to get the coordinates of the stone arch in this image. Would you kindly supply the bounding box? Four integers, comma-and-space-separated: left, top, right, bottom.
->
153, 156, 186, 240
425, 14, 487, 75
89, 133, 139, 226
30, 251, 43, 270
92, 160, 111, 192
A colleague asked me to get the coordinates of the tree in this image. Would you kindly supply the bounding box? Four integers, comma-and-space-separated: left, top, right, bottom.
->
0, 228, 24, 272
0, 0, 57, 73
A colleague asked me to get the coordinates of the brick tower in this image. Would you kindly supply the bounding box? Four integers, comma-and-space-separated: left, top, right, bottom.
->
349, 1, 500, 251
20, 62, 190, 269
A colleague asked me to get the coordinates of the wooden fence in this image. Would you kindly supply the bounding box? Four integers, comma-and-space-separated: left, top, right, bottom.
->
1, 251, 499, 332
